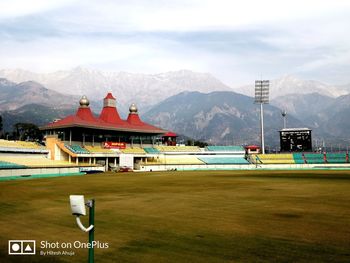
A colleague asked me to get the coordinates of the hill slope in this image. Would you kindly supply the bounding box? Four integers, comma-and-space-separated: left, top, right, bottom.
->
0, 78, 79, 111
1, 104, 75, 132
144, 91, 304, 146
271, 92, 336, 128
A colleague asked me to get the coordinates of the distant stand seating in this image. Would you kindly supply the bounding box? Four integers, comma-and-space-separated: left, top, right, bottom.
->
326, 153, 348, 163
0, 156, 73, 168
0, 160, 26, 169
84, 146, 114, 154
154, 155, 204, 165
143, 147, 160, 154
303, 153, 325, 164
155, 146, 201, 152
256, 153, 326, 164
0, 139, 47, 153
65, 145, 90, 154
293, 153, 305, 164
251, 153, 349, 165
206, 146, 245, 152
121, 147, 146, 154
254, 154, 295, 164
198, 157, 249, 165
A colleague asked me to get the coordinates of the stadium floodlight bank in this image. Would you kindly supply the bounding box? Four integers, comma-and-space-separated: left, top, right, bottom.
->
254, 80, 270, 154
254, 80, 269, 104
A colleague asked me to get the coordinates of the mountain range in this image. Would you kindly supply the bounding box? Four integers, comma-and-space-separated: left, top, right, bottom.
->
0, 78, 79, 111
0, 68, 230, 113
235, 75, 350, 99
143, 91, 304, 146
0, 68, 349, 147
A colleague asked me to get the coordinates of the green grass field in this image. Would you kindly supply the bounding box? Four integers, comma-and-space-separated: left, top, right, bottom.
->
1, 170, 350, 262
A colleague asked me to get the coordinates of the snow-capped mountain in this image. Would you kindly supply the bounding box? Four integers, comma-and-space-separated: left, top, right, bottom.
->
0, 78, 79, 111
234, 75, 349, 99
0, 67, 231, 113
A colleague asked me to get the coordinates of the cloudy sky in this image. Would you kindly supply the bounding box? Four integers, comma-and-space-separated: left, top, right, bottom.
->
0, 0, 350, 86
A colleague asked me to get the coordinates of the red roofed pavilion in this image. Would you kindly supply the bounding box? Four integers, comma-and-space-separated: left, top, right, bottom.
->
40, 93, 167, 146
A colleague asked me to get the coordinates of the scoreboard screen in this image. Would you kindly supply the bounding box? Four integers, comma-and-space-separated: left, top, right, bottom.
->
279, 128, 312, 152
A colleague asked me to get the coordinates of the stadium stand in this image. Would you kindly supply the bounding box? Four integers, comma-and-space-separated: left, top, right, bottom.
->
249, 153, 349, 165
65, 145, 90, 154
254, 154, 295, 164
198, 157, 249, 164
0, 160, 26, 169
121, 147, 146, 154
143, 147, 160, 154
155, 146, 201, 152
326, 153, 347, 163
0, 139, 43, 149
0, 139, 47, 153
304, 153, 325, 164
206, 146, 245, 152
0, 156, 75, 167
293, 153, 305, 164
143, 155, 204, 165
84, 145, 114, 154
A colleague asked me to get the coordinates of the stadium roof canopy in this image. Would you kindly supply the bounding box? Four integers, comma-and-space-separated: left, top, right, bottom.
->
163, 132, 177, 137
40, 93, 166, 134
279, 128, 312, 132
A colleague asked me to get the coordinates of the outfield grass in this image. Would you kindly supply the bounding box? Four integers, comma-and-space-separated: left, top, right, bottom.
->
0, 170, 350, 262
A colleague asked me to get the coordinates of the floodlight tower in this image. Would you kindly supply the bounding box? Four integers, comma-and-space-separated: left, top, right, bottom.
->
281, 110, 287, 129
255, 80, 270, 154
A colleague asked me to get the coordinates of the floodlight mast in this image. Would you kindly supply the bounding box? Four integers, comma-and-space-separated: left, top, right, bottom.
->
255, 80, 270, 154
281, 110, 287, 129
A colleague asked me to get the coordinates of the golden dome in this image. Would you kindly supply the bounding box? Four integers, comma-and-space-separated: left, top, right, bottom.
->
129, 103, 138, 114
79, 95, 90, 107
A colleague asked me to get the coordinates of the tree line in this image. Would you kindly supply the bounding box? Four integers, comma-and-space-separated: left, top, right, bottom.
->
0, 115, 42, 141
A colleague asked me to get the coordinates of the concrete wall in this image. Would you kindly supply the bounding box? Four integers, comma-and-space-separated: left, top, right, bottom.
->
139, 163, 350, 172
0, 165, 108, 178
139, 164, 256, 171
0, 167, 81, 177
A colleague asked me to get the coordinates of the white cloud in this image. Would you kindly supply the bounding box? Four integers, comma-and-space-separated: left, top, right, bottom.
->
0, 0, 77, 19
44, 0, 350, 32
1, 0, 350, 85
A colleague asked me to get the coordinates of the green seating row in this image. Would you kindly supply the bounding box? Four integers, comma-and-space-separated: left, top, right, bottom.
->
65, 145, 90, 154
0, 161, 26, 169
198, 157, 249, 165
292, 153, 349, 164
292, 153, 305, 164
326, 153, 347, 163
143, 147, 160, 154
304, 154, 325, 164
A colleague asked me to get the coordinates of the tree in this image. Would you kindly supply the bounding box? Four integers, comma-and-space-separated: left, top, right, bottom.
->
13, 123, 43, 141
186, 139, 208, 148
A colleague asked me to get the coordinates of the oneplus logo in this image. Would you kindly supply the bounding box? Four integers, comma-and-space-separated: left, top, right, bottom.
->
8, 240, 36, 255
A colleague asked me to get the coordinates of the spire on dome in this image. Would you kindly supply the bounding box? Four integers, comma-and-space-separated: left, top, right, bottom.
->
76, 95, 96, 121
129, 103, 138, 114
127, 103, 144, 125
79, 95, 90, 107
103, 92, 116, 107
105, 92, 115, 99
99, 92, 124, 124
